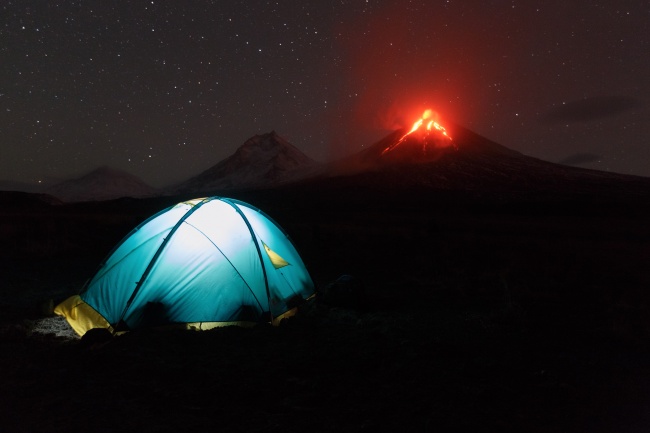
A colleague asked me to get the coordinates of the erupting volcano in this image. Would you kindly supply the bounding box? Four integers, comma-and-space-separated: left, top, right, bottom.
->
382, 109, 454, 156
342, 108, 459, 167
321, 105, 650, 201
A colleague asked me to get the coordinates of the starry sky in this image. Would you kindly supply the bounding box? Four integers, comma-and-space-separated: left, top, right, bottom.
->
1, 0, 648, 188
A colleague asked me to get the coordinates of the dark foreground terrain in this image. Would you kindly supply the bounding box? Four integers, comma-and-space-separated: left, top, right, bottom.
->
1, 186, 650, 432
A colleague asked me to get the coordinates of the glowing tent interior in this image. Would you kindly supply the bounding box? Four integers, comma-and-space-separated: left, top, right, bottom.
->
55, 197, 315, 336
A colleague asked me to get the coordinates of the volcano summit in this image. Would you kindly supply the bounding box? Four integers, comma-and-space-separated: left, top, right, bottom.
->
310, 110, 650, 203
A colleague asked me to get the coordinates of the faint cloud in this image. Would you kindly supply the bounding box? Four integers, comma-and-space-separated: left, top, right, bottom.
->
542, 96, 642, 124
558, 153, 601, 166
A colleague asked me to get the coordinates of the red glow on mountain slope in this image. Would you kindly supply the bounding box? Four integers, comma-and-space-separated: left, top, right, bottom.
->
382, 109, 452, 155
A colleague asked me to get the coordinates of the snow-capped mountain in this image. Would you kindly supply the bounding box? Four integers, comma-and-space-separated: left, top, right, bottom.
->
46, 166, 158, 202
176, 131, 320, 194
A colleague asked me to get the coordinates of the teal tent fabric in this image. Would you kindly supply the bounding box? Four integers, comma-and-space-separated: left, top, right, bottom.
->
74, 197, 314, 331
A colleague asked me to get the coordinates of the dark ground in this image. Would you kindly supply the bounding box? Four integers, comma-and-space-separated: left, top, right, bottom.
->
1, 188, 650, 432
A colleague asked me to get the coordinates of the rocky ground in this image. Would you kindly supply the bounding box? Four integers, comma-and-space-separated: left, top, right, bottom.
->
1, 191, 650, 432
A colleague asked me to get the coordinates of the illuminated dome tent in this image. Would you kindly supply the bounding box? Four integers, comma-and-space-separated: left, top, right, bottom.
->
55, 197, 315, 336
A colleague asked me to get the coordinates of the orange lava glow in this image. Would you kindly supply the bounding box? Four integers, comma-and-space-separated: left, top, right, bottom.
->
382, 109, 452, 155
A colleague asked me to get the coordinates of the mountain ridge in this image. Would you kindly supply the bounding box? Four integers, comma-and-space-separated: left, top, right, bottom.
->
4, 124, 649, 204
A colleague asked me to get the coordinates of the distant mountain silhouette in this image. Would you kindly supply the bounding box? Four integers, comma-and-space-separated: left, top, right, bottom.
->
175, 131, 320, 194
46, 166, 158, 202
0, 190, 63, 208
0, 179, 46, 194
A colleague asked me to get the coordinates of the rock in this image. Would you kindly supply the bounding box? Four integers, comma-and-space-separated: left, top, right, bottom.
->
319, 274, 366, 309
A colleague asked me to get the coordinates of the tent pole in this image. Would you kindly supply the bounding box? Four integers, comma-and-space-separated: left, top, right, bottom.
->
115, 197, 214, 327
221, 199, 274, 324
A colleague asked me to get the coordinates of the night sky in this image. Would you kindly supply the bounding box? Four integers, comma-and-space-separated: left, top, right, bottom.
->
2, 1, 648, 188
